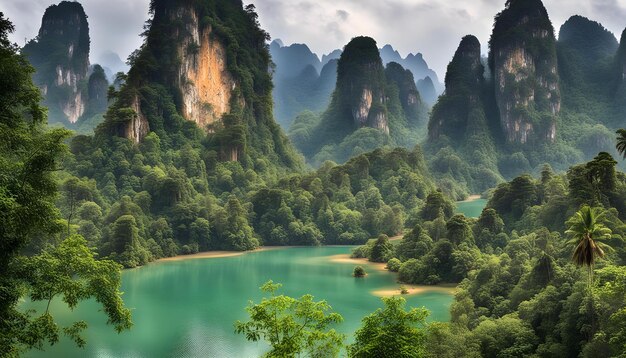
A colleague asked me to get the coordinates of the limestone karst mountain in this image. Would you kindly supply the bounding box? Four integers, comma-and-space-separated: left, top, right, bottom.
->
270, 40, 337, 128
270, 40, 441, 129
489, 0, 560, 145
289, 36, 428, 165
22, 1, 91, 125
22, 1, 110, 131
97, 0, 301, 169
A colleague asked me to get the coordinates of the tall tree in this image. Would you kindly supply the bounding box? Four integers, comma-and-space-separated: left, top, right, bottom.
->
617, 129, 626, 159
0, 13, 131, 355
348, 297, 429, 357
235, 281, 345, 357
565, 206, 613, 287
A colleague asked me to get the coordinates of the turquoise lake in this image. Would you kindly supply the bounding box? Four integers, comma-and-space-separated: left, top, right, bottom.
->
456, 198, 488, 218
26, 246, 453, 357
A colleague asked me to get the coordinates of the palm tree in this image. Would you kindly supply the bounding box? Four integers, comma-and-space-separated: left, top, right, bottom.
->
565, 206, 612, 288
617, 129, 626, 159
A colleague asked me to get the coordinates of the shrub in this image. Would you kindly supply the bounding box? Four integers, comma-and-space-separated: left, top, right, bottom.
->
386, 258, 402, 272
353, 266, 367, 277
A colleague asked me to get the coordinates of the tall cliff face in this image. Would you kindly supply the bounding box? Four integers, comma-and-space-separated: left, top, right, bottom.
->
98, 0, 301, 169
489, 0, 560, 145
172, 6, 236, 126
293, 37, 428, 164
335, 36, 388, 133
23, 1, 90, 124
429, 35, 486, 141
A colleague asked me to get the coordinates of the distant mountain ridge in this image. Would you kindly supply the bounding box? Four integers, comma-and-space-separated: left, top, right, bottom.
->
288, 36, 429, 166
270, 39, 442, 129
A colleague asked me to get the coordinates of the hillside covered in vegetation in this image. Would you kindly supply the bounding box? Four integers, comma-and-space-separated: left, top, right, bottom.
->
4, 0, 626, 356
425, 0, 626, 197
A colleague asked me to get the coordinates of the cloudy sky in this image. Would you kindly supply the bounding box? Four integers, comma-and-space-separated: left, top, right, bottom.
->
4, 0, 626, 78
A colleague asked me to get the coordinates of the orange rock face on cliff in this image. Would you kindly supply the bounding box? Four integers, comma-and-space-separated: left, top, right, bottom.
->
176, 8, 236, 127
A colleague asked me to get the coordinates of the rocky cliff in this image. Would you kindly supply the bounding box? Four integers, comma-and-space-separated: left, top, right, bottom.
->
173, 7, 236, 126
489, 0, 560, 145
336, 36, 388, 133
429, 35, 485, 141
23, 1, 90, 124
98, 0, 300, 169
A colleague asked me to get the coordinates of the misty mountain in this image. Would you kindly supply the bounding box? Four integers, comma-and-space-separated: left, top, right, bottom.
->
271, 40, 441, 129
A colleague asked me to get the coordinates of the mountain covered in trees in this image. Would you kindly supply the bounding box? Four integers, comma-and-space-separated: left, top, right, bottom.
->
5, 0, 626, 356
270, 40, 441, 129
22, 1, 110, 132
378, 44, 443, 100
490, 0, 560, 145
425, 0, 626, 196
46, 3, 439, 269
97, 0, 300, 168
288, 36, 429, 166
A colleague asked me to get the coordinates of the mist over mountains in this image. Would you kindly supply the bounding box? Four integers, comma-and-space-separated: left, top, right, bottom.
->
270, 39, 442, 129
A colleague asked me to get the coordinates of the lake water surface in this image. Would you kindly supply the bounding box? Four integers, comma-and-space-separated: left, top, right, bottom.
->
27, 246, 453, 357
456, 198, 488, 218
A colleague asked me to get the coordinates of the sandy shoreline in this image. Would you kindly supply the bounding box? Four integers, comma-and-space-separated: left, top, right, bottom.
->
155, 241, 457, 298
327, 254, 388, 271
327, 253, 457, 298
156, 237, 404, 264
371, 284, 457, 297
155, 246, 288, 262
459, 194, 482, 203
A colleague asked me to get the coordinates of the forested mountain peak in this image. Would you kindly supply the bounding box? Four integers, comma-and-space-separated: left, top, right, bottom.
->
269, 39, 334, 128
22, 1, 91, 124
559, 15, 618, 66
428, 34, 493, 162
289, 36, 428, 166
270, 39, 442, 129
444, 35, 482, 96
97, 0, 301, 169
334, 36, 389, 133
489, 0, 560, 145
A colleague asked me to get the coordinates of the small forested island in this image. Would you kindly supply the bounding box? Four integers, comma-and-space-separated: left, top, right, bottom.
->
2, 0, 626, 357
